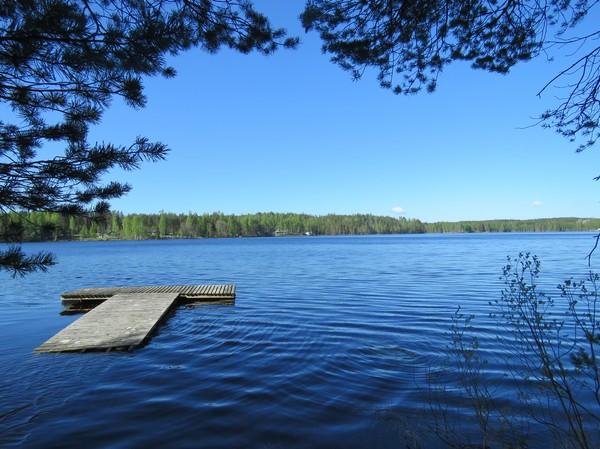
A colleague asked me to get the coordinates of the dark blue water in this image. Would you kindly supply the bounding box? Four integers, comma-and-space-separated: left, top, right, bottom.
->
1, 234, 597, 448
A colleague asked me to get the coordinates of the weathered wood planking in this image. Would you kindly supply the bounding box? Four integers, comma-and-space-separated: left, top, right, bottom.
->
36, 293, 179, 353
61, 284, 235, 306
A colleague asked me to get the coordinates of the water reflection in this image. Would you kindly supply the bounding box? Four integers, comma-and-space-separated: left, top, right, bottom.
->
1, 233, 598, 448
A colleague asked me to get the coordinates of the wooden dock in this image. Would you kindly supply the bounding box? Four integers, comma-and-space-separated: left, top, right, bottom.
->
61, 284, 235, 306
36, 284, 235, 353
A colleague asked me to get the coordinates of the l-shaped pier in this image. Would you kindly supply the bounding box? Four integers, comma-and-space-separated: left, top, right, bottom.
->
36, 284, 235, 353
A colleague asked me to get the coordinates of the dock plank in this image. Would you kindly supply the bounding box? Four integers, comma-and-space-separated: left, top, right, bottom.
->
60, 284, 236, 306
36, 293, 179, 353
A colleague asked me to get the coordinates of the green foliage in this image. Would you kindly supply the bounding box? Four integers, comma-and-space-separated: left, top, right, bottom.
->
0, 0, 296, 275
0, 211, 427, 240
158, 214, 168, 238
425, 217, 600, 233
3, 212, 600, 242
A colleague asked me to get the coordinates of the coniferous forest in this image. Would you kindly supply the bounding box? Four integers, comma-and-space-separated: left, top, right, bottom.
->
2, 211, 600, 242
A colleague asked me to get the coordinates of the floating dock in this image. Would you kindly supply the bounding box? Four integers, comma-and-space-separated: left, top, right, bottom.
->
61, 284, 236, 311
36, 284, 235, 353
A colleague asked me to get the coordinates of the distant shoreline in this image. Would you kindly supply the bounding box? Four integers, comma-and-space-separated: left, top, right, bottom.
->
29, 229, 600, 244
0, 212, 600, 242
2, 211, 600, 243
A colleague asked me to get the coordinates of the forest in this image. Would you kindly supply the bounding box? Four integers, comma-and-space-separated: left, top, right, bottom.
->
1, 212, 599, 242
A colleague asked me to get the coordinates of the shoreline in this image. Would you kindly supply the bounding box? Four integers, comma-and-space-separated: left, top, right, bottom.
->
7, 229, 600, 245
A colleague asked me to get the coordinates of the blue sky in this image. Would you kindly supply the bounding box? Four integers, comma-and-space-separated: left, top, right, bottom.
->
90, 3, 600, 222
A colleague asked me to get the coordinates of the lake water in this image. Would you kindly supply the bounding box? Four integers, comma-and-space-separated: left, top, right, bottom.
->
1, 233, 598, 448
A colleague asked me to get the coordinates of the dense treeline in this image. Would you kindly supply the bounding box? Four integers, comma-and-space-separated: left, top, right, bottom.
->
0, 212, 425, 241
423, 217, 600, 233
1, 212, 599, 242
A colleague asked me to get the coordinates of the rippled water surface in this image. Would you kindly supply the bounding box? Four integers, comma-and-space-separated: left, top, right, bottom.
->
1, 234, 598, 448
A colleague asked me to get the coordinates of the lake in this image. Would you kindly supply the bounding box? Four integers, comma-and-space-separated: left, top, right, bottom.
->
1, 233, 598, 448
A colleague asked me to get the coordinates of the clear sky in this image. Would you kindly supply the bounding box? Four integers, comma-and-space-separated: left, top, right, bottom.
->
89, 2, 600, 222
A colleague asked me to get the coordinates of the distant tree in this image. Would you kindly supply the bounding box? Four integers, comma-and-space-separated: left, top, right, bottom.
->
158, 214, 168, 238
184, 214, 195, 237
131, 215, 144, 239
79, 223, 89, 239
110, 214, 121, 237
0, 0, 297, 276
68, 216, 77, 238
89, 221, 98, 239
301, 1, 600, 152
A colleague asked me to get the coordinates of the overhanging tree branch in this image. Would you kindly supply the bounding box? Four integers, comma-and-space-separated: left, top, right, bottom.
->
301, 0, 600, 150
0, 0, 297, 276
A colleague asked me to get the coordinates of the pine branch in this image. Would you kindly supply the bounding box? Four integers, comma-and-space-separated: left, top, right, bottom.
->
0, 246, 56, 277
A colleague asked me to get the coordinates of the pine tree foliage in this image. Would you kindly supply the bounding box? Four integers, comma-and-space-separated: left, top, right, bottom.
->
0, 245, 54, 277
0, 0, 297, 276
301, 0, 600, 150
